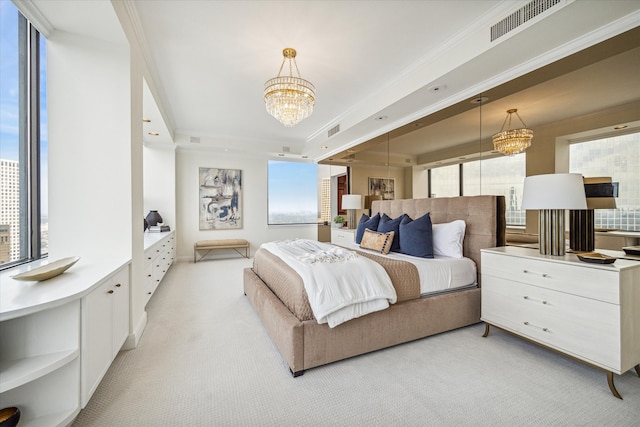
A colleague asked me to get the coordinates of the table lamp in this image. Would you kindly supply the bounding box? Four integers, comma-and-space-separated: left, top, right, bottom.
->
521, 173, 587, 256
342, 194, 363, 230
569, 177, 618, 252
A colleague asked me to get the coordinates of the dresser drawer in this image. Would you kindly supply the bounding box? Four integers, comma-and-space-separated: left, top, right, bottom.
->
482, 252, 619, 304
482, 276, 621, 371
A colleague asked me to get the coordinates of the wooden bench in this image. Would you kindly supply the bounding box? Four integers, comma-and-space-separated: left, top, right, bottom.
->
194, 239, 250, 262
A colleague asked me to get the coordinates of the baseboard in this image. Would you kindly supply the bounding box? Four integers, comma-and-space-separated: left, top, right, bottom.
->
123, 310, 148, 349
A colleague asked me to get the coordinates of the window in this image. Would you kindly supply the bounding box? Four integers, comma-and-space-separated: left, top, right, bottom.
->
463, 155, 526, 226
0, 2, 47, 267
267, 160, 318, 225
570, 132, 640, 231
429, 154, 526, 226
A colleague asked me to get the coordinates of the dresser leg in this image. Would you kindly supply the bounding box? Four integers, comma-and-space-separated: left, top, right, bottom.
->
607, 371, 623, 399
482, 323, 490, 337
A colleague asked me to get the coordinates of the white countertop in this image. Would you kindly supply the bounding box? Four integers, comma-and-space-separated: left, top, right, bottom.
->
0, 255, 130, 321
0, 231, 175, 322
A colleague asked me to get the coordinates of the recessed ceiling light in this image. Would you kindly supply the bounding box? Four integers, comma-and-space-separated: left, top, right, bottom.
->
614, 125, 628, 130
428, 84, 447, 93
321, 145, 328, 149
470, 96, 489, 104
374, 115, 388, 121
148, 132, 159, 136
142, 118, 151, 123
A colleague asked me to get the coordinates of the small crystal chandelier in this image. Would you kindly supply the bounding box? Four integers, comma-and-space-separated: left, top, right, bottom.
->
264, 48, 316, 127
492, 108, 533, 156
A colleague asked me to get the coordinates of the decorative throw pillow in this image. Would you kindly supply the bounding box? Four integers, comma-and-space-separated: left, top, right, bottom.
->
399, 212, 434, 258
377, 213, 404, 253
360, 229, 395, 254
432, 220, 466, 258
355, 212, 381, 244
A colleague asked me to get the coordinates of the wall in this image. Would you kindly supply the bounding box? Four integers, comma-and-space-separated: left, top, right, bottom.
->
47, 31, 132, 264
175, 149, 317, 261
143, 146, 177, 229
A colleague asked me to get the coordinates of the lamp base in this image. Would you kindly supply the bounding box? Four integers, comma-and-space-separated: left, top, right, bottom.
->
347, 209, 356, 230
569, 209, 595, 252
539, 209, 566, 256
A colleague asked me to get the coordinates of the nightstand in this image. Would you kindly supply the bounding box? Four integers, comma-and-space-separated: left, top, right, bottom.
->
481, 246, 640, 399
331, 228, 355, 246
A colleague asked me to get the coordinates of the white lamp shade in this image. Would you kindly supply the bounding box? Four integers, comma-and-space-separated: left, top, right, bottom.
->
521, 173, 587, 210
342, 194, 363, 209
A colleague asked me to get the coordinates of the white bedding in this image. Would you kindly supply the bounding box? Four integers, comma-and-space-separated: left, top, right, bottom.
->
261, 239, 397, 328
343, 242, 477, 295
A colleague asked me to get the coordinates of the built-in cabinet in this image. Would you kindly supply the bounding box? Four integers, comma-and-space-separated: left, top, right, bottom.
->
0, 231, 176, 425
81, 265, 130, 407
144, 231, 175, 306
0, 299, 81, 426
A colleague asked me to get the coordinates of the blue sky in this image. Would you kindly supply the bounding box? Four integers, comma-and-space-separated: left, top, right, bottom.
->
1, 1, 48, 214
268, 160, 318, 213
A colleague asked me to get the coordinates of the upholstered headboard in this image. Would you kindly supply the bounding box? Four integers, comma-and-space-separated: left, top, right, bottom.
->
371, 195, 506, 280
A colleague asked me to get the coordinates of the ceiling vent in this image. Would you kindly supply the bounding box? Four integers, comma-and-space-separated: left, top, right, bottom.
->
491, 0, 561, 42
282, 146, 291, 153
189, 136, 200, 143
328, 124, 340, 138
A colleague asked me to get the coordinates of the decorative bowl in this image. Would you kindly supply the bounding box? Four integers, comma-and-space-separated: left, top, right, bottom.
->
11, 256, 80, 282
0, 407, 20, 427
576, 252, 616, 264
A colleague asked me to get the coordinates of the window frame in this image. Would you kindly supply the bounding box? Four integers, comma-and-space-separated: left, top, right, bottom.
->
1, 9, 45, 269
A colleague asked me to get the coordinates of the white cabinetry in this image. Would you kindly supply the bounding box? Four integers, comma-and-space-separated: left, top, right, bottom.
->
331, 228, 355, 246
0, 300, 81, 426
481, 246, 640, 398
81, 265, 130, 407
144, 231, 175, 306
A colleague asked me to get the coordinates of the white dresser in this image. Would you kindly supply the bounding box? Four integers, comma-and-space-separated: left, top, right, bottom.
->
481, 246, 640, 399
331, 228, 355, 246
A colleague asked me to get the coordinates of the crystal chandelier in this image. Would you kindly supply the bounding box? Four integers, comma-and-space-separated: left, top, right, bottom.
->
492, 108, 533, 156
264, 48, 316, 127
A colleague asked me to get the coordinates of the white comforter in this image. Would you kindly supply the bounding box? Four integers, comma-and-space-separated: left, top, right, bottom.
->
261, 239, 397, 328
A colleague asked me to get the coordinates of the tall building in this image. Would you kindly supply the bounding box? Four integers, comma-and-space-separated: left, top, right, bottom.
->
0, 159, 20, 263
320, 178, 331, 223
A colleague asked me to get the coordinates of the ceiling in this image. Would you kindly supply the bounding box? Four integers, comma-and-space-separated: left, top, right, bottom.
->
26, 0, 640, 163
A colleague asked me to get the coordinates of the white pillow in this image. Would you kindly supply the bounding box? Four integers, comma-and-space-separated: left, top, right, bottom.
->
432, 220, 466, 258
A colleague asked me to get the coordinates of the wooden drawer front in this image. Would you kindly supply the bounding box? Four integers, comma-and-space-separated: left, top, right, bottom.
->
482, 252, 619, 304
482, 276, 621, 371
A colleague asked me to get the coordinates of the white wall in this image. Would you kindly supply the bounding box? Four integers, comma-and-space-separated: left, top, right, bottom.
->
175, 149, 317, 260
47, 31, 132, 264
143, 146, 176, 229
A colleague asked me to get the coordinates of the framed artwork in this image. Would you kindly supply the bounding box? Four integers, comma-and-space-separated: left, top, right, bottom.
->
368, 177, 395, 200
199, 167, 242, 230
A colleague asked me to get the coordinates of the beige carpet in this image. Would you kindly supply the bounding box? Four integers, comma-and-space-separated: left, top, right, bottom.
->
73, 257, 640, 426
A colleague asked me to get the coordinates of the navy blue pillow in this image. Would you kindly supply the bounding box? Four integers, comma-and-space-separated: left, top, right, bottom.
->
377, 213, 404, 252
355, 213, 380, 244
399, 213, 434, 258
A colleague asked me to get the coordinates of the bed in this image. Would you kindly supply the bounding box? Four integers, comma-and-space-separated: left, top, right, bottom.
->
243, 195, 506, 376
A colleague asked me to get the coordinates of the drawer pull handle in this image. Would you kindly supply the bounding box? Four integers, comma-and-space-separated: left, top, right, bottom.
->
523, 270, 548, 278
524, 321, 549, 332
523, 296, 548, 305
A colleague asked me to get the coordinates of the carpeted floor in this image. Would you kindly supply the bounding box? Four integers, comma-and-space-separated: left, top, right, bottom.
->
72, 257, 640, 426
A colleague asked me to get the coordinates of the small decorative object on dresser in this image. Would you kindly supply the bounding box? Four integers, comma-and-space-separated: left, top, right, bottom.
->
145, 210, 163, 226
481, 246, 640, 399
